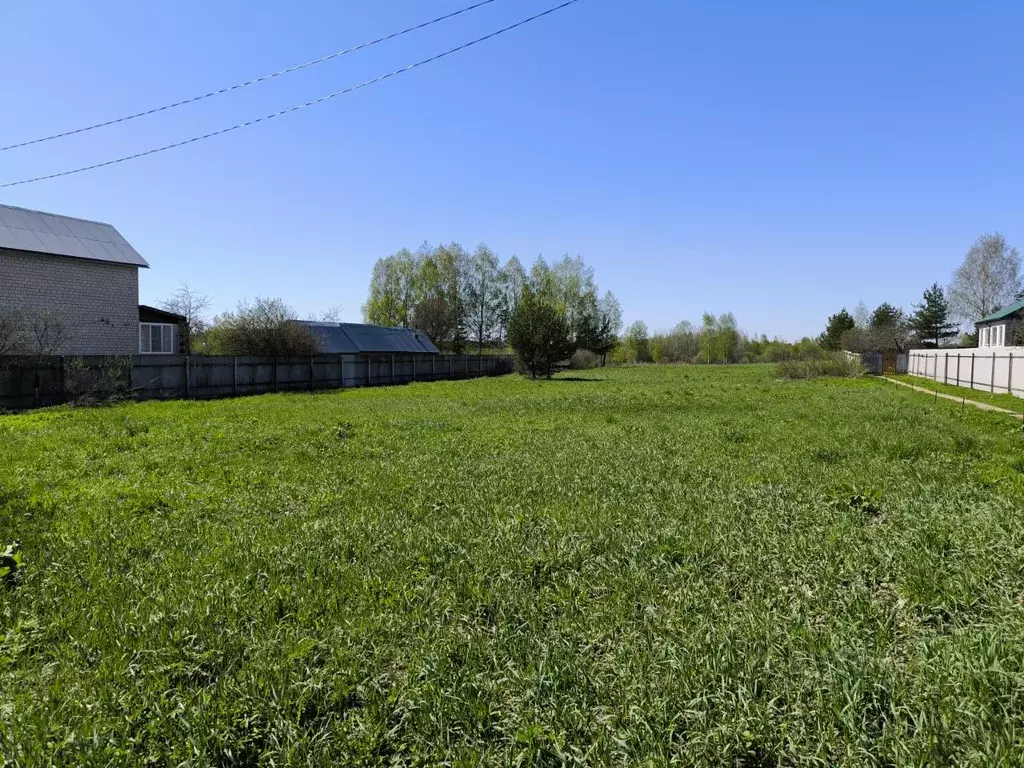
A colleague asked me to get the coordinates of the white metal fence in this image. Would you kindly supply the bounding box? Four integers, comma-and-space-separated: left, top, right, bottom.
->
907, 348, 1024, 399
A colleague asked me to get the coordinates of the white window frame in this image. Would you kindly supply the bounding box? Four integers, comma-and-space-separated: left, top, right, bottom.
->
999, 324, 1005, 347
139, 322, 175, 354
982, 326, 991, 347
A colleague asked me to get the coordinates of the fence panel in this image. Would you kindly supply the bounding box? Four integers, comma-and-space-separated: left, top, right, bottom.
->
906, 348, 1024, 399
1, 353, 514, 410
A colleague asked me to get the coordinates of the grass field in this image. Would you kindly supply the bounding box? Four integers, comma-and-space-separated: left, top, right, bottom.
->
3, 365, 1024, 765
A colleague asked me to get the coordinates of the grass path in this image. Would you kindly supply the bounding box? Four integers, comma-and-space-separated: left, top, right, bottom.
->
889, 373, 1024, 416
885, 375, 1024, 417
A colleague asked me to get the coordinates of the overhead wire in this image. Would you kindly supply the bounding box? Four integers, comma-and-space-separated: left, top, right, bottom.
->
0, 0, 581, 189
0, 0, 501, 152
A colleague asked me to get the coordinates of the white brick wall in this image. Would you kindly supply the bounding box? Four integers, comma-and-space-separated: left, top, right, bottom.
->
0, 248, 140, 355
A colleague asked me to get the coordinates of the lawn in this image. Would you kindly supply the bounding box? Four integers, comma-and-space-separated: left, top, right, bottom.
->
3, 365, 1024, 765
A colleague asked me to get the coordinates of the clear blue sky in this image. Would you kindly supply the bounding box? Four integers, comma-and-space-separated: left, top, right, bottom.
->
3, 0, 1022, 339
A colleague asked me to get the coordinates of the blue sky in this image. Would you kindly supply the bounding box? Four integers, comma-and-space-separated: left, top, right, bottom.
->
3, 0, 1022, 339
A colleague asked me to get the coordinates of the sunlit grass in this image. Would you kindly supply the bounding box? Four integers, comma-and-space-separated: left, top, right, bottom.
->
3, 365, 1024, 765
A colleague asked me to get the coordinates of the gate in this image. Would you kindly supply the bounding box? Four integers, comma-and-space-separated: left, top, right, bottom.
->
882, 352, 897, 375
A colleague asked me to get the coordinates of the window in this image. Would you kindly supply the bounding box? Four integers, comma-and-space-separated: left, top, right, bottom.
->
982, 327, 989, 347
139, 323, 175, 354
999, 325, 1006, 346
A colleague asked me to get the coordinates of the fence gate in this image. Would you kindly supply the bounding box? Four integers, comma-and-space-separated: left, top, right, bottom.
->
881, 351, 899, 375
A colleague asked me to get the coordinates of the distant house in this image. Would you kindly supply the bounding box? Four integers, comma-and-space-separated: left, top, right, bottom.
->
297, 321, 440, 355
976, 299, 1024, 348
0, 203, 152, 356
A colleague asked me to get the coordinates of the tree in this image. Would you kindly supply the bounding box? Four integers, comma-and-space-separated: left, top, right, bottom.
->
494, 256, 527, 347
507, 286, 575, 379
948, 232, 1022, 323
160, 282, 212, 354
0, 304, 24, 357
853, 300, 871, 329
867, 303, 910, 352
718, 312, 741, 363
908, 283, 957, 348
362, 249, 419, 328
624, 320, 650, 362
589, 291, 622, 365
819, 309, 855, 350
698, 312, 719, 363
465, 244, 500, 353
434, 243, 469, 352
411, 296, 454, 348
214, 297, 321, 356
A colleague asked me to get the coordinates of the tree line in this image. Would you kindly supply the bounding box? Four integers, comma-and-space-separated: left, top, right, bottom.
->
362, 243, 621, 356
610, 314, 820, 366
821, 232, 1023, 352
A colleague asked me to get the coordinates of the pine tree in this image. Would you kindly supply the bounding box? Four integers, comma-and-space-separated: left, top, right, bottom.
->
507, 286, 575, 378
819, 309, 855, 350
908, 283, 958, 348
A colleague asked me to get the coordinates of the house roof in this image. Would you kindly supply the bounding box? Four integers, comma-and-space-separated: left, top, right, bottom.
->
139, 305, 186, 323
976, 298, 1024, 325
0, 203, 148, 268
297, 321, 441, 354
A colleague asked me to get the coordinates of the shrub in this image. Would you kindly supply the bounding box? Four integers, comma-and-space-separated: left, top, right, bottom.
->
212, 298, 322, 357
567, 349, 600, 370
64, 356, 132, 405
508, 287, 575, 378
777, 352, 865, 380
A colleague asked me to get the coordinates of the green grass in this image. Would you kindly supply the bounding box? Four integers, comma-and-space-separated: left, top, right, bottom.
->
3, 365, 1024, 765
891, 373, 1024, 415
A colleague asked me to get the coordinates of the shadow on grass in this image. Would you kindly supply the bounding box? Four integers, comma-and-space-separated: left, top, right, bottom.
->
552, 376, 604, 382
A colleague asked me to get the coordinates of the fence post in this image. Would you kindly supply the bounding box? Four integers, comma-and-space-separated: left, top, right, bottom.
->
339, 353, 344, 389
391, 355, 395, 385
232, 356, 238, 396
449, 355, 453, 378
1009, 352, 1014, 395
412, 354, 416, 382
184, 355, 191, 399
943, 355, 948, 384
970, 353, 975, 389
992, 352, 996, 393
310, 356, 315, 391
274, 358, 278, 392
366, 356, 371, 387
431, 355, 435, 380
956, 354, 961, 386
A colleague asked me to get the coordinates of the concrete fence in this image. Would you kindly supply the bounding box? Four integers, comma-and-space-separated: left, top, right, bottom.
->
0, 353, 515, 410
907, 348, 1024, 399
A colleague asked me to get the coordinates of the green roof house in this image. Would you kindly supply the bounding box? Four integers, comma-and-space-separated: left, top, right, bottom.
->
976, 298, 1024, 349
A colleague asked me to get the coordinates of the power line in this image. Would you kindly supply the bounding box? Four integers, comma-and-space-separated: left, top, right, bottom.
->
0, 0, 581, 189
0, 0, 502, 153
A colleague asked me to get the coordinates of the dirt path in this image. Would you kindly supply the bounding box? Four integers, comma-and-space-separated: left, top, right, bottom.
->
883, 377, 1023, 417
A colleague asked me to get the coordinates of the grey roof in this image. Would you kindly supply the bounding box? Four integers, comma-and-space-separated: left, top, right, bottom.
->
298, 322, 441, 354
0, 203, 148, 267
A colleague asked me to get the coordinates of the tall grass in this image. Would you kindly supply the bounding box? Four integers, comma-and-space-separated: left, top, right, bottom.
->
777, 351, 865, 379
2, 365, 1023, 764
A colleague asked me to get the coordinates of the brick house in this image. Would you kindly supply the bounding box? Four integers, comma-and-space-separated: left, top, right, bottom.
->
0, 203, 165, 355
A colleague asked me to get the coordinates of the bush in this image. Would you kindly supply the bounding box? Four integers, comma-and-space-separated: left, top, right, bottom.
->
212, 298, 322, 357
777, 353, 865, 380
567, 349, 600, 370
64, 356, 132, 405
